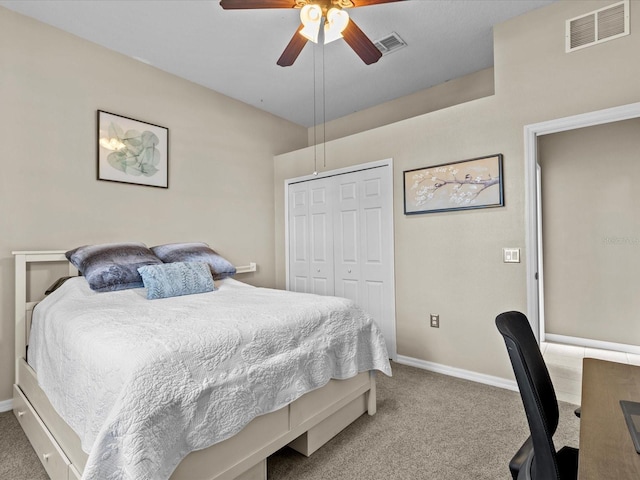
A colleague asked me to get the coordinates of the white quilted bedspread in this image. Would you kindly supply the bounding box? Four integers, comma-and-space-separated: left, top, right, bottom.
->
28, 277, 391, 480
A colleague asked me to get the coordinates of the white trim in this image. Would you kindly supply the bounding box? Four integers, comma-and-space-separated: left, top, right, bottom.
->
525, 102, 640, 137
0, 398, 13, 413
524, 123, 541, 340
545, 333, 640, 356
524, 102, 640, 343
535, 163, 545, 342
395, 355, 518, 392
284, 179, 290, 292
286, 158, 393, 186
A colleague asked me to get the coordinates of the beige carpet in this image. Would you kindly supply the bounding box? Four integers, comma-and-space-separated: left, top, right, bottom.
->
268, 362, 579, 479
0, 402, 49, 480
1, 362, 579, 479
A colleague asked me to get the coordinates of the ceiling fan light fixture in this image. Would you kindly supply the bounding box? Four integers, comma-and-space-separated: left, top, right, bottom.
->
324, 8, 349, 44
299, 4, 322, 43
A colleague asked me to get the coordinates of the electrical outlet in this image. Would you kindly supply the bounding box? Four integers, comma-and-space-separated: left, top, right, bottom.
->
430, 314, 439, 328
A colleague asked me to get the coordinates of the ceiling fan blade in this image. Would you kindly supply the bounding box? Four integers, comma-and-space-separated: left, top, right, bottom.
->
277, 25, 308, 67
220, 0, 295, 9
349, 0, 405, 6
342, 19, 382, 65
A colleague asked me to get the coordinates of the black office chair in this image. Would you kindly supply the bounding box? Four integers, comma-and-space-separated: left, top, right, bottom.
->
496, 311, 579, 480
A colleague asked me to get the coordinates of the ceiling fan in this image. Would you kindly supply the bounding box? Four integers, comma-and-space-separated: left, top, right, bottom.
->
219, 0, 403, 67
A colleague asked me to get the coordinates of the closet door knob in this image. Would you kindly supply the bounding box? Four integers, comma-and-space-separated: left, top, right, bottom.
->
17, 410, 25, 417
317, 268, 320, 273
348, 269, 352, 273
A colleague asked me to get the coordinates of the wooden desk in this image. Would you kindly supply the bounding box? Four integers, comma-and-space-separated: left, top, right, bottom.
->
578, 358, 640, 479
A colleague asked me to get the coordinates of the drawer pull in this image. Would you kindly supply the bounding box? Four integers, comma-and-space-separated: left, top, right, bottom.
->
42, 453, 50, 462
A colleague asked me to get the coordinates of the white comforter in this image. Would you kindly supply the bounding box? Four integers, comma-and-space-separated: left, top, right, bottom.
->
28, 277, 391, 480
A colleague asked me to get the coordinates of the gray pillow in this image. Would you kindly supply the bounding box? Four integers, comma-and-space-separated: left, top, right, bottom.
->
137, 261, 215, 300
151, 242, 236, 280
65, 242, 162, 292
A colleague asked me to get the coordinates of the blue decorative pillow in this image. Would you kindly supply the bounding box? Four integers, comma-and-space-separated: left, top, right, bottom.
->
137, 261, 215, 300
66, 243, 163, 292
151, 242, 236, 280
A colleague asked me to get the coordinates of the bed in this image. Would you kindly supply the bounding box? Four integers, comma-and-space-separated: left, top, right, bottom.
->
12, 249, 391, 480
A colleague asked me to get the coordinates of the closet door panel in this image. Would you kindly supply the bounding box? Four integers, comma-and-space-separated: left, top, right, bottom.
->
338, 210, 358, 263
341, 279, 360, 305
292, 215, 308, 262
365, 280, 384, 326
360, 204, 385, 298
361, 176, 384, 266
311, 277, 329, 296
309, 179, 334, 295
358, 168, 395, 357
363, 207, 383, 263
288, 184, 310, 293
292, 276, 309, 293
334, 176, 360, 301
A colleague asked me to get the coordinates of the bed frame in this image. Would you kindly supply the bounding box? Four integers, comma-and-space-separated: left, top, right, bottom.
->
12, 251, 377, 480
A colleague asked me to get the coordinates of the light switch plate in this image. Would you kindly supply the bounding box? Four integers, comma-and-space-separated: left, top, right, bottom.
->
503, 248, 520, 263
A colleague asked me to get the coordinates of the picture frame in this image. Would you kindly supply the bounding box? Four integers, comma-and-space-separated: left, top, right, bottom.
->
403, 154, 504, 215
97, 110, 169, 188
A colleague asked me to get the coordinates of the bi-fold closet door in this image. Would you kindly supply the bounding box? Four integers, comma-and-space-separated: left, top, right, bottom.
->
287, 164, 396, 359
289, 175, 335, 296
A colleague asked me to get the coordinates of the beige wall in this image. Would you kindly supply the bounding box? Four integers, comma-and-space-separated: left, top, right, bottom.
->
275, 0, 640, 380
309, 67, 495, 144
539, 119, 640, 345
0, 7, 307, 402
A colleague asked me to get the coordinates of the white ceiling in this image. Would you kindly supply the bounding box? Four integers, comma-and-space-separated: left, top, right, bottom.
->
1, 0, 556, 127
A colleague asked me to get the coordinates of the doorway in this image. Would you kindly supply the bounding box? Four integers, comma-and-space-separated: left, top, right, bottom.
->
524, 102, 640, 354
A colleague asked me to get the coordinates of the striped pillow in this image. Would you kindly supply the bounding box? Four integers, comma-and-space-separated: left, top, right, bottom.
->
151, 242, 236, 280
66, 243, 162, 292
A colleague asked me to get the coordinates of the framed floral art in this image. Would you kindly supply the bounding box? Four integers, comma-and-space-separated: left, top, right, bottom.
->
97, 110, 169, 188
403, 154, 504, 215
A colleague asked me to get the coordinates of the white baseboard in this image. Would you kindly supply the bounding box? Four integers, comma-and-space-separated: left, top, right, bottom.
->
395, 355, 518, 392
0, 398, 13, 413
544, 333, 640, 355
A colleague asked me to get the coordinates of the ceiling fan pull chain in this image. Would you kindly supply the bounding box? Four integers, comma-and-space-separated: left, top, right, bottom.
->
313, 42, 318, 175
322, 39, 326, 170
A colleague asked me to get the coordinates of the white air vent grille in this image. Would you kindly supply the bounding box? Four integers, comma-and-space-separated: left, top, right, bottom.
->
569, 14, 596, 49
598, 3, 626, 40
566, 0, 629, 52
374, 32, 407, 55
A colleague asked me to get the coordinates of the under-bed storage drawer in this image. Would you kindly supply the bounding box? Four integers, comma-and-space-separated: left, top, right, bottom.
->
288, 394, 367, 456
289, 372, 369, 429
13, 385, 71, 480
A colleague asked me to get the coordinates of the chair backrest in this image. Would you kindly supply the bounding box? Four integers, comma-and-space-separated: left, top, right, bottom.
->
496, 311, 561, 480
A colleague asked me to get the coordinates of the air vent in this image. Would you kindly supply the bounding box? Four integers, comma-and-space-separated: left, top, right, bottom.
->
374, 32, 407, 56
566, 0, 629, 52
